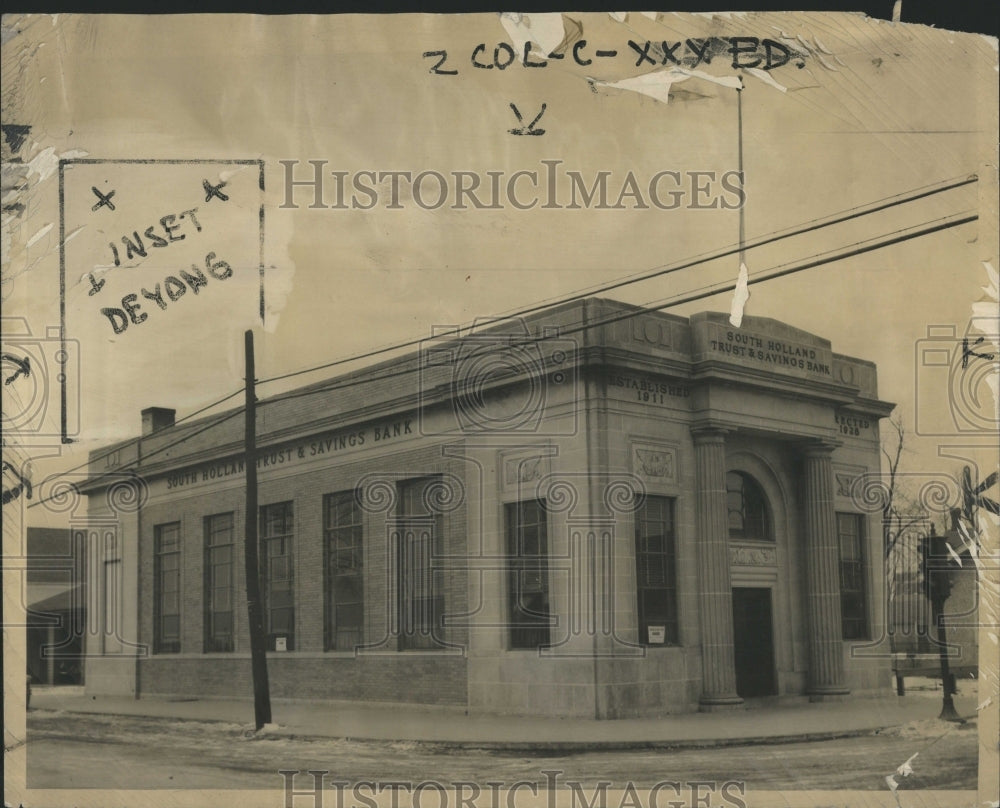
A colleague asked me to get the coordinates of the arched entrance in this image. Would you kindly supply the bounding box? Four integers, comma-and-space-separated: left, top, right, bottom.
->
727, 471, 778, 698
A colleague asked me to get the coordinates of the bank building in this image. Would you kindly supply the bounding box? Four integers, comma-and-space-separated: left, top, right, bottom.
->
79, 298, 895, 718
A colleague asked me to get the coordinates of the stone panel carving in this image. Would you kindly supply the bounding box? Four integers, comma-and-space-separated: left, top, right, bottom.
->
632, 444, 676, 482
504, 455, 543, 486
729, 545, 778, 567
835, 472, 857, 498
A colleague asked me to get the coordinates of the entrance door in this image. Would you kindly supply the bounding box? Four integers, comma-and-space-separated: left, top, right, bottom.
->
732, 587, 777, 698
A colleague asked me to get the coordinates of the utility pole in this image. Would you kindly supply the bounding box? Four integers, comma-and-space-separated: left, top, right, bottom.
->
244, 329, 272, 729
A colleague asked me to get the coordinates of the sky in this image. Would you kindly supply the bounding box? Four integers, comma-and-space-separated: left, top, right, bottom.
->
2, 11, 997, 531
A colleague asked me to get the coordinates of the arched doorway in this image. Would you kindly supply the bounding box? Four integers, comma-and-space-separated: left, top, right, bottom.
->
727, 471, 778, 698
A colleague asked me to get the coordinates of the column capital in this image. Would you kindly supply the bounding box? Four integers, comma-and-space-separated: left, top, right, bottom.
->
691, 424, 731, 445
801, 438, 841, 458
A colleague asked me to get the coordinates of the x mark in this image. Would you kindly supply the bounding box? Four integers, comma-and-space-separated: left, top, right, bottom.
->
203, 178, 229, 202
628, 39, 681, 67
91, 186, 116, 212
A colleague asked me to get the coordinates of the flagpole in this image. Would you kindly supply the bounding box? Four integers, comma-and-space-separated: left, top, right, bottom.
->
728, 74, 750, 328
737, 76, 745, 267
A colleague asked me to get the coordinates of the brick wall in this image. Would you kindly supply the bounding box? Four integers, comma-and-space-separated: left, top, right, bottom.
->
136, 431, 470, 705
138, 654, 467, 705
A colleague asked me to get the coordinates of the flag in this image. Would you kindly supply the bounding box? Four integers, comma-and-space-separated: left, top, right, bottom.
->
729, 262, 751, 327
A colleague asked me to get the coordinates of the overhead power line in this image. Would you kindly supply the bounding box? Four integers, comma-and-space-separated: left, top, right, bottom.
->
27, 407, 245, 511
253, 209, 978, 409
21, 386, 245, 505
256, 173, 977, 387
26, 197, 979, 503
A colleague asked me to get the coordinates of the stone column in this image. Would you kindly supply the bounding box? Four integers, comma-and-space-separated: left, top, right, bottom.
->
802, 441, 850, 697
693, 428, 743, 708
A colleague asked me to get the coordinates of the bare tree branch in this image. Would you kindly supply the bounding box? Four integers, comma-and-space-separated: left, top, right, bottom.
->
880, 416, 927, 559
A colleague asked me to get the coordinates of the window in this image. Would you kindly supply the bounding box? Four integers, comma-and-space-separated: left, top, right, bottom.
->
727, 472, 771, 541
204, 513, 235, 652
396, 478, 444, 650
153, 522, 181, 653
634, 495, 679, 645
506, 498, 551, 650
260, 502, 294, 651
838, 513, 868, 640
325, 492, 364, 651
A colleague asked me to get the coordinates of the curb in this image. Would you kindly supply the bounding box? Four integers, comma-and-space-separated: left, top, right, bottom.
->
27, 706, 915, 752
393, 728, 895, 752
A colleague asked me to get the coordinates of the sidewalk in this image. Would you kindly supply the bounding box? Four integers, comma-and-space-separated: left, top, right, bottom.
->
28, 686, 978, 750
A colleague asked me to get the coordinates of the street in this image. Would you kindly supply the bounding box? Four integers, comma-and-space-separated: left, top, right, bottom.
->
23, 709, 978, 792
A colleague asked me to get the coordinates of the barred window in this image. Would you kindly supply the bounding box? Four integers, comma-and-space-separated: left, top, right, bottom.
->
506, 498, 551, 650
260, 502, 295, 651
325, 492, 364, 651
154, 522, 181, 654
634, 495, 679, 646
838, 513, 868, 640
204, 513, 234, 653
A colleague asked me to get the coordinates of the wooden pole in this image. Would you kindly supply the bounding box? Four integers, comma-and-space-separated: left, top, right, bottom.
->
244, 329, 272, 729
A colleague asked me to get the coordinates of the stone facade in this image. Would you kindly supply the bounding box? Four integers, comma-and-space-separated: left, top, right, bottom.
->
81, 298, 895, 717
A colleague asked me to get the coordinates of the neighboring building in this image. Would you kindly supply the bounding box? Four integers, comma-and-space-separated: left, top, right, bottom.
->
79, 299, 895, 718
25, 527, 86, 686
888, 517, 980, 682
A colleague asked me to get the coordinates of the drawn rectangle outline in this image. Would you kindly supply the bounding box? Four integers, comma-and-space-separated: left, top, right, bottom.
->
57, 157, 266, 443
